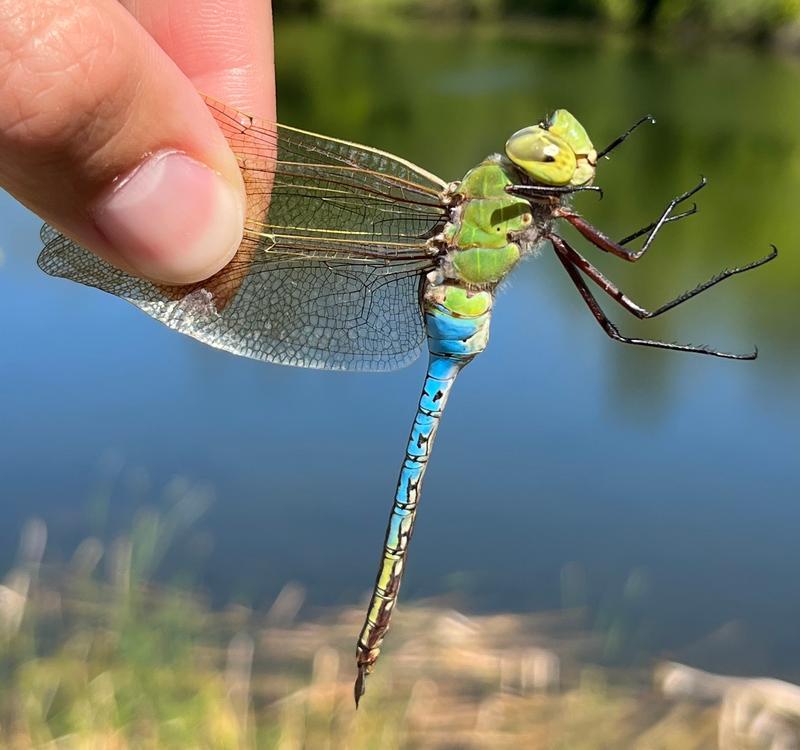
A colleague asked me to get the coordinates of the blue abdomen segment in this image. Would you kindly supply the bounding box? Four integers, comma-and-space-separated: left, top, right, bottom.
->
354, 292, 492, 703
426, 302, 491, 358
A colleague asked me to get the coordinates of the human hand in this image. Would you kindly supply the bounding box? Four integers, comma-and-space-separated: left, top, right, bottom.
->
0, 0, 275, 284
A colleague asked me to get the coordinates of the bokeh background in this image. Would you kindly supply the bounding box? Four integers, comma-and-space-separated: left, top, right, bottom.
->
1, 1, 799, 746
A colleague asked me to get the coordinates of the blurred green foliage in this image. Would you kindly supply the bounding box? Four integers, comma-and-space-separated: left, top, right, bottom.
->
274, 0, 800, 46
273, 19, 800, 386
0, 500, 720, 749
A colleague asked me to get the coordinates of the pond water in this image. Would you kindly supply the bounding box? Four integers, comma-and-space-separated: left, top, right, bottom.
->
1, 19, 799, 679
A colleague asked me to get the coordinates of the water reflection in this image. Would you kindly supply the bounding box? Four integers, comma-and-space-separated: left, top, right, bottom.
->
0, 19, 799, 704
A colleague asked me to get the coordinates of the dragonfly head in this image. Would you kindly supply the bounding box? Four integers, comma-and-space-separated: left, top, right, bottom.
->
504, 109, 597, 188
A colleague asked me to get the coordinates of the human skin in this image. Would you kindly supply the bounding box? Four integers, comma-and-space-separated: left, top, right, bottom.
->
0, 0, 275, 284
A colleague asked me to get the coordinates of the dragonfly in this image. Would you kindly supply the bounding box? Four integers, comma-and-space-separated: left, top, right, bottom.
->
38, 98, 776, 706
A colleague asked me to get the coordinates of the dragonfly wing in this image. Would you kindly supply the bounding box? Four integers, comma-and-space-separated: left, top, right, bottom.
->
39, 225, 428, 371
38, 98, 448, 372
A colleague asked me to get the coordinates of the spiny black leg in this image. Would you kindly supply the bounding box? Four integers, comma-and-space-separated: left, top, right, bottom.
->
619, 176, 707, 252
619, 205, 697, 246
550, 237, 766, 360
555, 177, 707, 263
597, 114, 655, 160
550, 234, 778, 322
506, 184, 603, 200
643, 246, 777, 317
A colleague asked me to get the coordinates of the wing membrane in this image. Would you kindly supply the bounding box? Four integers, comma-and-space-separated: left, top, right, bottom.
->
38, 98, 448, 371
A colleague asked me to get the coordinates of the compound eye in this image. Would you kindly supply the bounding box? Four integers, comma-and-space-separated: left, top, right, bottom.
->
546, 109, 595, 156
504, 126, 577, 186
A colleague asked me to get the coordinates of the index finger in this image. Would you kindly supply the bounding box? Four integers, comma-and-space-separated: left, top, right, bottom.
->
0, 0, 250, 284
122, 0, 275, 121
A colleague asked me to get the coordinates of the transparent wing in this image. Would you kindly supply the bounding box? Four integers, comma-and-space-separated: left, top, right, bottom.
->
38, 98, 448, 371
39, 226, 428, 370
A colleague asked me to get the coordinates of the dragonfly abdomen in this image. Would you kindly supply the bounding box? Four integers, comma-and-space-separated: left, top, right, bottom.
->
355, 283, 491, 705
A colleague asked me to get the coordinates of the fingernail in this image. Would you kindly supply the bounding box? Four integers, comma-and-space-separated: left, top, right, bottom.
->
92, 150, 244, 284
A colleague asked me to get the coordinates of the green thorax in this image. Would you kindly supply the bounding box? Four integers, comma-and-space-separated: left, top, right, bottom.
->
444, 158, 541, 287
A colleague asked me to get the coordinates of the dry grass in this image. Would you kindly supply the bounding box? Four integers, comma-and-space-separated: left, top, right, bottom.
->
0, 570, 720, 749
0, 504, 754, 749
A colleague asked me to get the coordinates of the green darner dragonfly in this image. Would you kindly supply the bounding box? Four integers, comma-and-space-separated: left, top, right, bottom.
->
38, 98, 776, 705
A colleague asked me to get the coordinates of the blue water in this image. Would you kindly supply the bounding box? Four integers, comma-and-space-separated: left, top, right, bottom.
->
1, 21, 799, 677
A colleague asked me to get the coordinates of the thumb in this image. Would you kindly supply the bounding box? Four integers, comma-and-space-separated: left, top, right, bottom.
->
0, 0, 246, 284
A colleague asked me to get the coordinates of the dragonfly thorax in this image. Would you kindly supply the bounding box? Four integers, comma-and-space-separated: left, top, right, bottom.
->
434, 156, 554, 289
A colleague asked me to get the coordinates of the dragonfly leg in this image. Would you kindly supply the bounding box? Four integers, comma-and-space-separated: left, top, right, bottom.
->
505, 184, 603, 201
555, 177, 707, 262
549, 234, 770, 360
618, 177, 706, 246
596, 114, 656, 160
618, 204, 697, 246
550, 234, 778, 321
